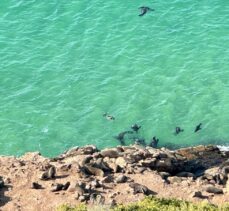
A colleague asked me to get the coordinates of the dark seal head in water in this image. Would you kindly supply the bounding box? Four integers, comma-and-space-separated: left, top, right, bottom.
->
131, 124, 141, 132
175, 127, 184, 135
139, 6, 154, 16
194, 123, 202, 132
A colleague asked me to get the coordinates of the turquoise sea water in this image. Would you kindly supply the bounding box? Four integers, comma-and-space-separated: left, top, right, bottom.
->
0, 1, 229, 157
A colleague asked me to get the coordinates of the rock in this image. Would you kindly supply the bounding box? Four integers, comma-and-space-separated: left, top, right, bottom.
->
115, 175, 128, 183
115, 157, 127, 168
168, 176, 183, 184
205, 186, 223, 194
90, 193, 105, 204
129, 183, 156, 195
31, 182, 42, 189
101, 149, 120, 158
84, 164, 104, 177
51, 183, 64, 192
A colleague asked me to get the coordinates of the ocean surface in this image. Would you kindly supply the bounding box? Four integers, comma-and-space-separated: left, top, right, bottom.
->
0, 1, 229, 157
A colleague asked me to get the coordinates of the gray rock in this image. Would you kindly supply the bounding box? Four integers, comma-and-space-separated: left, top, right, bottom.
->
205, 186, 223, 194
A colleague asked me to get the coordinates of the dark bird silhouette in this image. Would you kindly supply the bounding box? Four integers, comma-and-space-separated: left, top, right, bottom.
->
194, 123, 202, 132
175, 127, 184, 135
131, 124, 141, 133
114, 131, 134, 145
103, 112, 115, 120
139, 6, 154, 16
149, 136, 159, 148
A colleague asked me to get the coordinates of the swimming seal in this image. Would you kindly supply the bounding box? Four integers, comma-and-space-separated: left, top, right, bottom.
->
194, 123, 202, 132
114, 131, 134, 145
103, 112, 115, 120
175, 127, 184, 135
131, 124, 141, 132
139, 6, 154, 16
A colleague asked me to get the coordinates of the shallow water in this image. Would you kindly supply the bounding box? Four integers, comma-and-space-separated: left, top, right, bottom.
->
0, 1, 229, 156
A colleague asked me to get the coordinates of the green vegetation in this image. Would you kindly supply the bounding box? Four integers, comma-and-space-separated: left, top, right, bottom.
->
57, 197, 229, 211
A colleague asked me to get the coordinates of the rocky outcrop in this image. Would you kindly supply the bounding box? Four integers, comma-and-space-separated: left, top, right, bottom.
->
0, 144, 229, 210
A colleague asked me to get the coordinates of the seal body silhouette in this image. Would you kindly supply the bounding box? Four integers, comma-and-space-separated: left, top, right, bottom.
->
139, 6, 154, 16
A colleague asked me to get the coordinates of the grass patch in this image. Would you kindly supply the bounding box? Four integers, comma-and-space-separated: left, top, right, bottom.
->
56, 196, 229, 211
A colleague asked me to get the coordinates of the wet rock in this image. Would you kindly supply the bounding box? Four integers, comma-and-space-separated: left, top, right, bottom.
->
115, 175, 128, 183
51, 183, 64, 192
129, 183, 156, 195
31, 182, 42, 189
205, 186, 223, 194
101, 149, 120, 158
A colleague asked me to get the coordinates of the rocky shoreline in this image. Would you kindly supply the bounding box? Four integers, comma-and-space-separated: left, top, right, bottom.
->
0, 144, 229, 210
